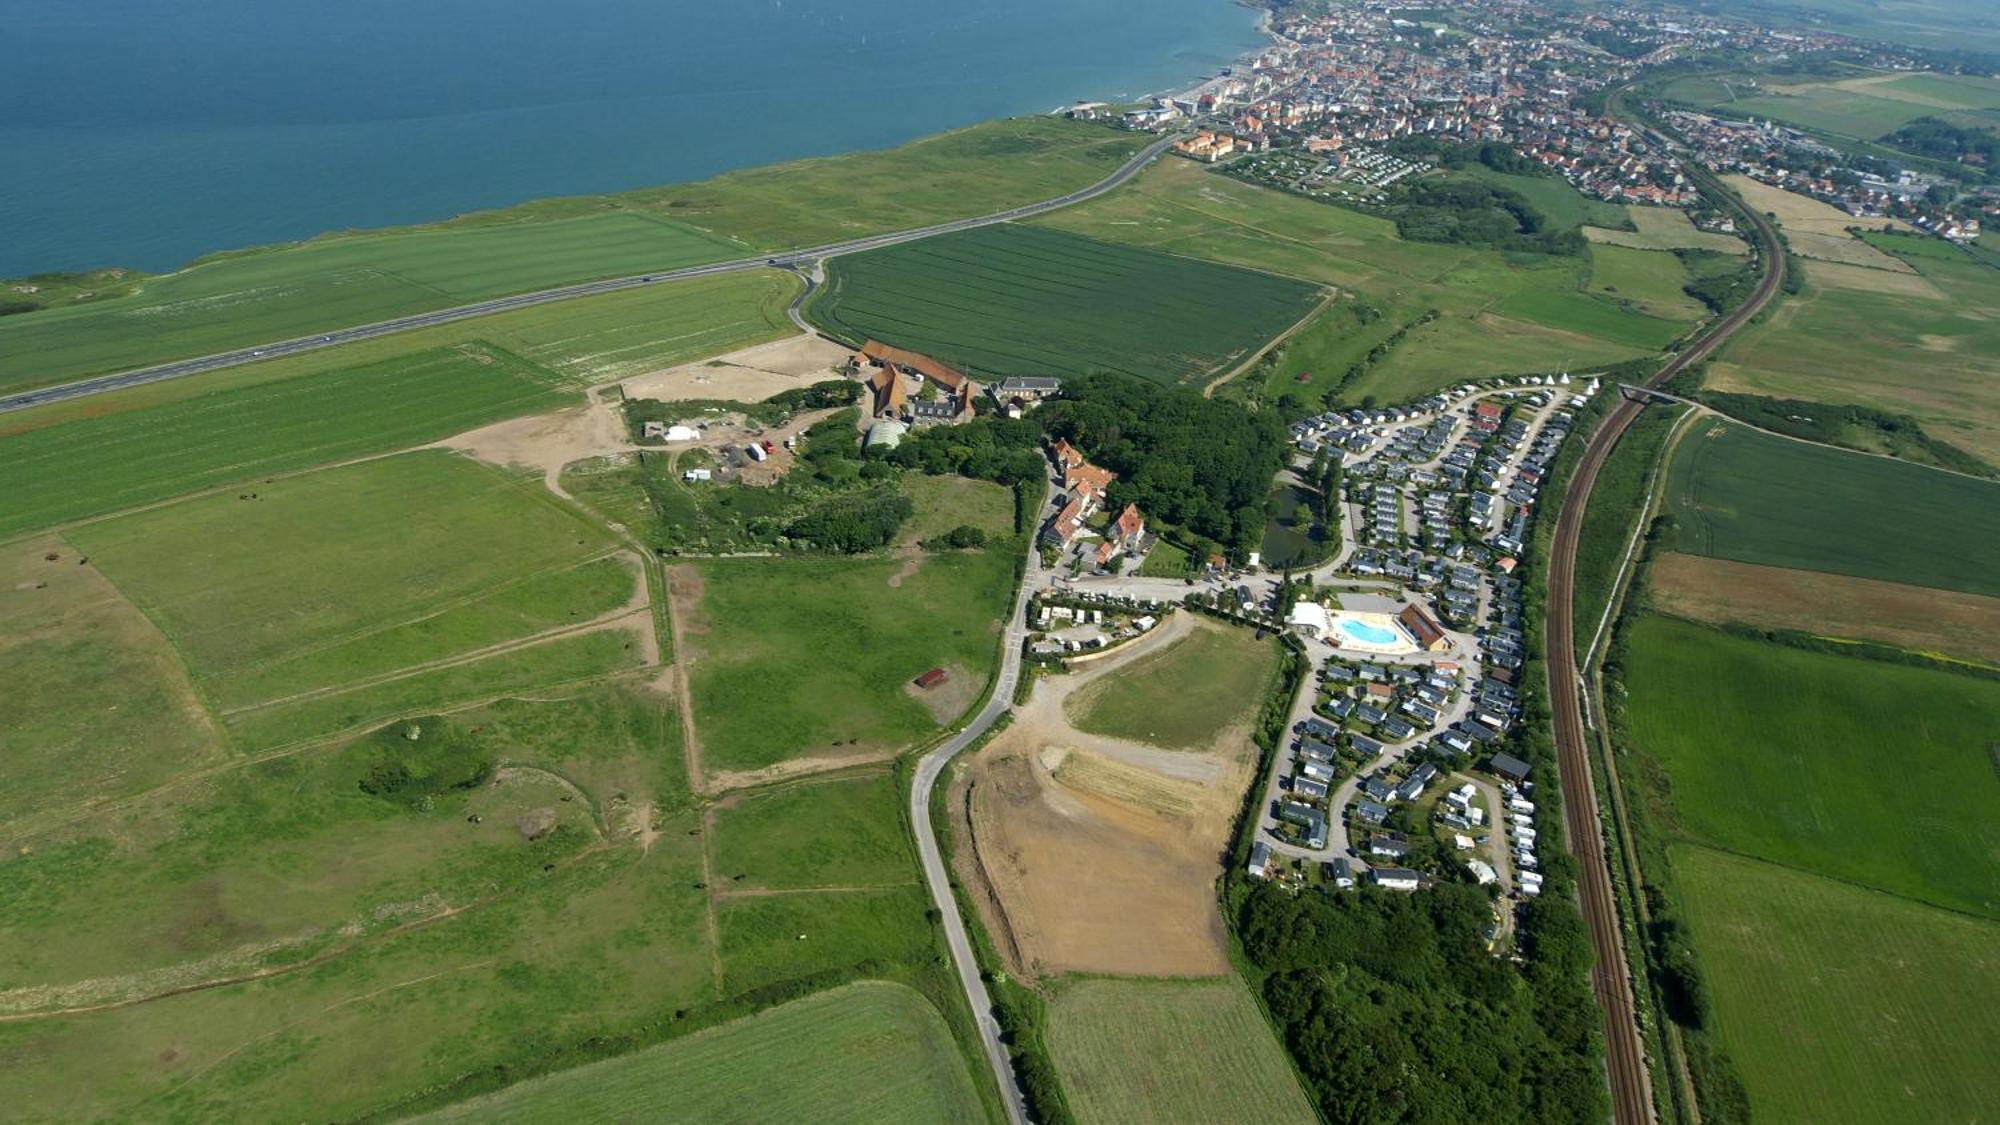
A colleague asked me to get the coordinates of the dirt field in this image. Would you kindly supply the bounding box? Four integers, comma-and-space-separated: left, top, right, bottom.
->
620, 334, 852, 403
1723, 175, 1910, 238
437, 386, 635, 498
1584, 206, 1748, 254
1649, 552, 2000, 666
953, 614, 1260, 980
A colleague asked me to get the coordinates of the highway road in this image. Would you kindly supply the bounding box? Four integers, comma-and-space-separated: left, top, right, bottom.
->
907, 485, 1050, 1125
0, 133, 1184, 415
1544, 97, 1786, 1125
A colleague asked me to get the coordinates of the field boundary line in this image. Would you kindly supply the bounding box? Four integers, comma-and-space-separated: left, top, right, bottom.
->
1203, 289, 1340, 398
1583, 404, 1699, 676
218, 606, 654, 718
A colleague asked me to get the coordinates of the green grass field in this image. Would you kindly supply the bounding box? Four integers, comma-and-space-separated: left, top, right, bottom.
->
1571, 406, 1681, 654
0, 343, 571, 538
1033, 160, 1697, 404
1046, 976, 1315, 1125
711, 769, 917, 891
1586, 244, 1710, 321
419, 982, 984, 1124
1708, 236, 2000, 463
1622, 616, 2000, 919
899, 475, 1017, 547
0, 118, 1135, 393
806, 224, 1322, 384
1066, 620, 1279, 751
685, 548, 1017, 772
65, 452, 626, 714
1666, 420, 2000, 596
1462, 167, 1632, 231
1671, 845, 2000, 1125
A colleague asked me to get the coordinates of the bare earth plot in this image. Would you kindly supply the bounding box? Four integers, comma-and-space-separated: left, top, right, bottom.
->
1648, 552, 2000, 666
620, 333, 853, 402
956, 615, 1276, 978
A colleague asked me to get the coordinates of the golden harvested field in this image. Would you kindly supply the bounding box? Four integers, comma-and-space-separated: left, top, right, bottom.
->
1804, 259, 1945, 299
1047, 977, 1315, 1125
1648, 552, 2000, 666
1785, 230, 1914, 271
1584, 205, 1748, 254
1723, 175, 1910, 238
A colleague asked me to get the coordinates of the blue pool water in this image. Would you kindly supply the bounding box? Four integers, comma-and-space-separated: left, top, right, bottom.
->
1338, 619, 1402, 646
0, 0, 1265, 275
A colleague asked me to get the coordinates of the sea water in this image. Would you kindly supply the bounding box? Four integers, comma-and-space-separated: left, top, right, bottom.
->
0, 0, 1264, 275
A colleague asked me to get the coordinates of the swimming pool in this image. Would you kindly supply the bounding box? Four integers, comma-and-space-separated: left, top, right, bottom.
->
1339, 619, 1401, 645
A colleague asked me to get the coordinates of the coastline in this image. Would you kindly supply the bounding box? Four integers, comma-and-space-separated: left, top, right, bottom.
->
4, 1, 1276, 279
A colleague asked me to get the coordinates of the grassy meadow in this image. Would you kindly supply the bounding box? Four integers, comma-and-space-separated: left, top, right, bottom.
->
0, 118, 1135, 392
1705, 240, 2000, 464
1666, 420, 2000, 596
1046, 977, 1315, 1125
1671, 846, 2000, 1125
1661, 68, 2000, 141
1585, 244, 1710, 321
1621, 615, 2000, 919
1066, 621, 1280, 751
711, 769, 917, 891
418, 982, 985, 1124
1033, 159, 1703, 404
684, 548, 1017, 773
806, 223, 1322, 384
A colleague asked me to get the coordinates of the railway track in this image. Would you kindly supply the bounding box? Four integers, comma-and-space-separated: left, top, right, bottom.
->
1544, 107, 1785, 1125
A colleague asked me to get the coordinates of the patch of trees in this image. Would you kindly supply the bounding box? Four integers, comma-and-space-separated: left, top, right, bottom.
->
783, 485, 912, 553
1883, 116, 2000, 167
1379, 178, 1584, 256
1386, 138, 1548, 177
1674, 248, 1758, 314
886, 415, 1048, 534
921, 524, 988, 550
355, 719, 495, 808
1037, 374, 1291, 558
1238, 882, 1608, 1124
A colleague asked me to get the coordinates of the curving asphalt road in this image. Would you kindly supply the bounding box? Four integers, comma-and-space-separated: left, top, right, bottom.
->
0, 133, 1183, 415
1544, 99, 1785, 1125
908, 489, 1048, 1125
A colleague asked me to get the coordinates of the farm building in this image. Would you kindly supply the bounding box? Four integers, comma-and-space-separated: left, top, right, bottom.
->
913, 668, 949, 690
1489, 752, 1532, 783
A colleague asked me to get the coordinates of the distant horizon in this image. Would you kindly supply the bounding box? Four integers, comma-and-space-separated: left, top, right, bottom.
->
0, 0, 1265, 277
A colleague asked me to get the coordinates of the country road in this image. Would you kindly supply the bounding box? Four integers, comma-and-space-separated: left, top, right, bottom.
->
0, 134, 1183, 415
1545, 94, 1787, 1125
907, 485, 1050, 1125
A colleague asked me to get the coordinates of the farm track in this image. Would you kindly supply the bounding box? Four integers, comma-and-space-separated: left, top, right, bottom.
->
1545, 99, 1787, 1125
0, 135, 1186, 414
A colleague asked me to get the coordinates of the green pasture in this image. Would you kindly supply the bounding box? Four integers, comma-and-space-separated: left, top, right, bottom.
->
1034, 159, 1691, 403
1672, 845, 2000, 1124
1066, 620, 1279, 751
1665, 420, 2000, 596
0, 684, 725, 1121
1586, 244, 1709, 321
717, 886, 937, 995
899, 475, 1017, 547
686, 549, 1017, 772
1622, 615, 2000, 918
1462, 167, 1630, 231
711, 770, 917, 891
0, 538, 227, 837
1571, 406, 1681, 653
806, 223, 1322, 384
1711, 248, 2000, 463
0, 213, 738, 393
418, 982, 984, 1124
65, 452, 621, 710
0, 118, 1131, 392
1047, 976, 1315, 1125
0, 343, 570, 538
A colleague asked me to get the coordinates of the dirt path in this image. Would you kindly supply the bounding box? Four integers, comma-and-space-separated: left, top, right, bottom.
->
1204, 288, 1339, 398
663, 565, 709, 793
703, 749, 903, 796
